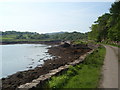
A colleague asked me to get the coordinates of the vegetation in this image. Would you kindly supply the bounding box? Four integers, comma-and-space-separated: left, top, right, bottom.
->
44, 46, 106, 88
1, 1, 119, 89
1, 31, 88, 43
49, 32, 88, 40
88, 1, 120, 44
1, 2, 119, 46
1, 31, 49, 41
99, 42, 120, 48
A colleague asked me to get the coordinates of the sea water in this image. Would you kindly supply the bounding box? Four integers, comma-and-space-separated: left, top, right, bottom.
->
0, 44, 53, 78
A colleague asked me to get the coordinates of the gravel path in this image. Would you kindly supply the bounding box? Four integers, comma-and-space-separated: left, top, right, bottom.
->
100, 45, 119, 88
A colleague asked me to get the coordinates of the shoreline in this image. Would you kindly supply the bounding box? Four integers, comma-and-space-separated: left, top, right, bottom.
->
0, 44, 54, 79
0, 40, 61, 45
1, 43, 92, 89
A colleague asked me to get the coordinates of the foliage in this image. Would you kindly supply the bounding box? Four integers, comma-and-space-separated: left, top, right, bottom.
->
99, 41, 120, 48
88, 1, 120, 42
1, 31, 88, 42
1, 31, 50, 40
110, 1, 120, 14
46, 46, 106, 88
73, 40, 89, 45
49, 32, 88, 41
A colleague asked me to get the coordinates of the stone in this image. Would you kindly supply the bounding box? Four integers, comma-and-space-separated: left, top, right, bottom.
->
18, 50, 94, 89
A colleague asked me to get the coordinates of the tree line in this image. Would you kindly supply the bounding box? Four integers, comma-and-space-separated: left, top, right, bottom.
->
88, 1, 120, 42
1, 31, 88, 41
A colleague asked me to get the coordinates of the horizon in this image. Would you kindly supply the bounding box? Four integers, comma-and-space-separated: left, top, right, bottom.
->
0, 1, 114, 34
1, 30, 88, 34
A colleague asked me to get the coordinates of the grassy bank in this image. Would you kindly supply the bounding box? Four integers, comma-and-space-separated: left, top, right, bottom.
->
44, 46, 106, 88
73, 40, 120, 48
1, 38, 54, 42
101, 42, 120, 48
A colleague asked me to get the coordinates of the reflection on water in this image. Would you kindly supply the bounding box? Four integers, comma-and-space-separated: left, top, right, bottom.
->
0, 44, 54, 78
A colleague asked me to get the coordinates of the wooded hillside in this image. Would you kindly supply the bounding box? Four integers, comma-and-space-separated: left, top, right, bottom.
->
1, 31, 88, 42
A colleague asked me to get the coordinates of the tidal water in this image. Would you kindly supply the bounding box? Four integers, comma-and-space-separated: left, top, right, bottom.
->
0, 44, 53, 78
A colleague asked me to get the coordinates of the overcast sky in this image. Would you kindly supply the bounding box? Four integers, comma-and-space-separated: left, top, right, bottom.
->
0, 0, 114, 33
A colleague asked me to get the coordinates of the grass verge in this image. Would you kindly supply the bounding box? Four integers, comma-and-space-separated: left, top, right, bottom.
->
101, 43, 120, 48
45, 46, 106, 88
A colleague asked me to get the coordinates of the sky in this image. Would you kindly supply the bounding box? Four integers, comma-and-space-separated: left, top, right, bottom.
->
0, 0, 114, 33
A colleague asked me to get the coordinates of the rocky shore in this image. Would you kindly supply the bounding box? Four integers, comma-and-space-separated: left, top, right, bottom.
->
1, 43, 92, 89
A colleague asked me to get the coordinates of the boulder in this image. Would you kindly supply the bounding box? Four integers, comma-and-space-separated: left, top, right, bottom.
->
60, 43, 71, 48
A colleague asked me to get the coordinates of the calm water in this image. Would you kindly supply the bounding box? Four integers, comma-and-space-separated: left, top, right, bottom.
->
0, 44, 53, 78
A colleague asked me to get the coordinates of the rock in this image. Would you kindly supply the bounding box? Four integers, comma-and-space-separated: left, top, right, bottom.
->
60, 43, 71, 48
2, 78, 5, 80
16, 73, 23, 78
72, 44, 88, 49
29, 66, 32, 68
2, 43, 92, 89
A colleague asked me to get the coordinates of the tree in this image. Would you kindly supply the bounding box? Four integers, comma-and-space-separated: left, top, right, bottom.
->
110, 1, 120, 15
88, 1, 120, 42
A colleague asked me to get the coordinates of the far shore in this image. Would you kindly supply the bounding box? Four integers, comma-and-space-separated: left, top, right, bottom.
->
0, 40, 62, 45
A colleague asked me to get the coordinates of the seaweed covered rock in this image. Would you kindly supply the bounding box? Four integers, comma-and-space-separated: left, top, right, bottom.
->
60, 42, 71, 48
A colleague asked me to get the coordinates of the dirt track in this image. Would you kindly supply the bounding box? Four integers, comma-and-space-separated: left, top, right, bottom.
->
100, 45, 119, 88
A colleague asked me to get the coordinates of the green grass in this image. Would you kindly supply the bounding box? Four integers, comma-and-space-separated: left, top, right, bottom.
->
0, 35, 56, 43
73, 40, 98, 45
45, 46, 106, 88
74, 39, 120, 48
64, 65, 100, 88
97, 40, 120, 48
102, 43, 120, 48
1, 38, 56, 42
73, 40, 88, 45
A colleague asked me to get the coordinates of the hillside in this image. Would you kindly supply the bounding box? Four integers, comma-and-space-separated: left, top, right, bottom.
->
1, 31, 88, 43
